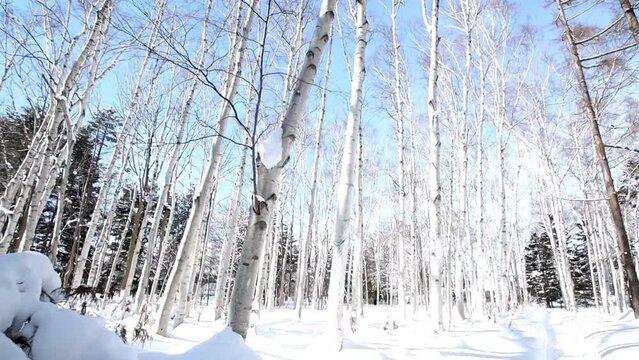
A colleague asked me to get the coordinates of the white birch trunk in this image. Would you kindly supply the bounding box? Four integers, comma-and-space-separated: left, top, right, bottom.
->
227, 0, 338, 339
88, 147, 131, 287
101, 185, 138, 310
423, 0, 443, 331
351, 120, 364, 324
71, 2, 162, 287
148, 170, 178, 302
212, 130, 251, 320
325, 0, 368, 349
266, 199, 282, 311
390, 0, 408, 319
294, 38, 332, 318
156, 0, 258, 335
134, 14, 206, 313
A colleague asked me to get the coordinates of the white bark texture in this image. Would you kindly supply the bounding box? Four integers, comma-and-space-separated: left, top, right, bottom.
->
71, 2, 162, 287
351, 120, 364, 324
390, 0, 408, 318
326, 0, 368, 350
227, 0, 338, 339
155, 0, 256, 335
425, 0, 443, 331
134, 3, 206, 313
212, 121, 252, 320
294, 39, 332, 318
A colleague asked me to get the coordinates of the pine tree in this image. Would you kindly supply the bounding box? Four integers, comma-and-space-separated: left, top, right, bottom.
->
567, 224, 594, 305
525, 231, 562, 307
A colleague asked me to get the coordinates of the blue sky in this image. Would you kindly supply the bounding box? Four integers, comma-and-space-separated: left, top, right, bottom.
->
0, 0, 599, 227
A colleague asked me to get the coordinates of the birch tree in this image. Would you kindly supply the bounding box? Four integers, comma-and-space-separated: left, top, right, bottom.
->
155, 0, 258, 335
294, 34, 332, 319
390, 0, 408, 318
228, 0, 339, 339
71, 0, 163, 287
324, 0, 368, 350
423, 0, 443, 330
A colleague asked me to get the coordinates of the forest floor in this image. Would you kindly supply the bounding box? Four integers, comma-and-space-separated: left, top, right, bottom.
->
125, 305, 639, 359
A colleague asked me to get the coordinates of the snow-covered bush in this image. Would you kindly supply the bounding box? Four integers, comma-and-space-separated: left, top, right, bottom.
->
0, 252, 262, 360
0, 251, 134, 360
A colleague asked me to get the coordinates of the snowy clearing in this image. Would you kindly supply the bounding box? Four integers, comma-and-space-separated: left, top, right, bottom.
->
129, 306, 639, 360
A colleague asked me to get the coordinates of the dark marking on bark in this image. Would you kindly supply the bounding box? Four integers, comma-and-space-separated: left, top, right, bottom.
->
256, 220, 267, 230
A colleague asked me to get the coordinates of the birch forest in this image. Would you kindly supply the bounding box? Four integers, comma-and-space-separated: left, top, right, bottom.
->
2, 0, 639, 358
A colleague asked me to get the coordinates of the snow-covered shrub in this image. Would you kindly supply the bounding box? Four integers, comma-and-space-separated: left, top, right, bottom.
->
22, 302, 136, 360
0, 251, 262, 360
0, 251, 134, 360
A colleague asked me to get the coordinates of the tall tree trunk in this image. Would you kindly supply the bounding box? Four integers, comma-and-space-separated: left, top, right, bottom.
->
19, 155, 55, 251
266, 198, 282, 311
278, 212, 292, 306
212, 126, 251, 320
134, 9, 204, 313
72, 1, 162, 287
390, 0, 408, 319
473, 59, 486, 317
49, 156, 71, 262
351, 119, 364, 325
619, 0, 639, 47
294, 37, 332, 318
227, 0, 338, 339
424, 0, 442, 331
155, 0, 257, 336
88, 147, 131, 287
149, 179, 178, 302
101, 186, 138, 310
325, 0, 368, 350
556, 0, 639, 317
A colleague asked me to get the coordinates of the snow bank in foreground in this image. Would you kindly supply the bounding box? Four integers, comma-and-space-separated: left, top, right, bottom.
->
26, 303, 136, 360
0, 251, 134, 360
0, 252, 261, 360
140, 328, 260, 360
586, 317, 639, 359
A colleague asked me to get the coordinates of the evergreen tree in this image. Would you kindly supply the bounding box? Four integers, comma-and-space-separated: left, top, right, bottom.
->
153, 187, 194, 295
525, 231, 562, 307
567, 223, 594, 305
96, 185, 136, 294
57, 109, 119, 283
0, 107, 42, 194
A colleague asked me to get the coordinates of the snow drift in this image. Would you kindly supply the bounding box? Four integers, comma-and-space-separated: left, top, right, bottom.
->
139, 328, 260, 360
0, 251, 261, 360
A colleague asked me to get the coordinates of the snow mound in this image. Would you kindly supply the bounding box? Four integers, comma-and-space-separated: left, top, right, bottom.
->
257, 126, 283, 169
586, 319, 639, 359
0, 251, 134, 360
24, 303, 136, 360
0, 252, 261, 360
139, 328, 261, 360
0, 251, 61, 336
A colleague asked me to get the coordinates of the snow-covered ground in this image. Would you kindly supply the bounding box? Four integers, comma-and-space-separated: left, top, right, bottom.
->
134, 306, 639, 360
2, 253, 637, 360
